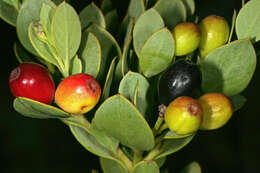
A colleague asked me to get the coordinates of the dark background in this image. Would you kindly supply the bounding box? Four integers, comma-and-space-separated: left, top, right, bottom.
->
0, 0, 259, 172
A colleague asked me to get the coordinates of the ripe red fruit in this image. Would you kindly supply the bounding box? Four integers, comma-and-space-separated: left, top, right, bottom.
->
55, 73, 101, 114
9, 62, 55, 104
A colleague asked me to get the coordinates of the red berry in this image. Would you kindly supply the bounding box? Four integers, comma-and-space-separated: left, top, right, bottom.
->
9, 62, 55, 104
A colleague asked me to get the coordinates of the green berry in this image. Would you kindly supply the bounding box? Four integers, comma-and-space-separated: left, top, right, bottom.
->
165, 96, 202, 135
198, 93, 233, 130
172, 22, 201, 56
199, 15, 229, 58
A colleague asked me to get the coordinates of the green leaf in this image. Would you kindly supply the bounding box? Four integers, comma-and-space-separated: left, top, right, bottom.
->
13, 42, 34, 63
101, 0, 113, 15
79, 2, 106, 30
78, 32, 101, 78
69, 125, 118, 160
28, 21, 59, 67
0, 0, 19, 26
91, 126, 119, 153
182, 0, 195, 17
155, 157, 166, 168
52, 2, 81, 68
118, 72, 150, 116
115, 22, 133, 83
128, 0, 145, 22
40, 3, 55, 43
105, 9, 119, 35
155, 134, 195, 159
133, 8, 164, 57
230, 94, 247, 112
100, 157, 128, 173
101, 56, 118, 100
200, 39, 256, 96
17, 0, 55, 55
163, 131, 193, 139
132, 161, 160, 173
139, 28, 175, 77
92, 94, 155, 151
154, 0, 186, 29
13, 97, 70, 119
236, 0, 260, 42
69, 55, 82, 75
86, 24, 122, 81
180, 161, 202, 173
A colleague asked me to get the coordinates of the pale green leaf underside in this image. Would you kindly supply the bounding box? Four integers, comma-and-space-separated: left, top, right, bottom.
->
236, 0, 260, 42
128, 0, 145, 22
92, 94, 155, 151
201, 39, 256, 96
13, 97, 70, 119
139, 28, 175, 78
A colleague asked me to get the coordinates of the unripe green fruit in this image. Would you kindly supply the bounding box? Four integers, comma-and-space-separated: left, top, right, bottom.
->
198, 93, 233, 130
199, 15, 229, 58
165, 96, 202, 135
172, 22, 201, 56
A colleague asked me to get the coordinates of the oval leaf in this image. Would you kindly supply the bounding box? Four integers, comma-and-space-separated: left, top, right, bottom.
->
101, 56, 118, 100
128, 0, 145, 22
132, 161, 160, 173
180, 161, 202, 173
133, 8, 164, 57
86, 24, 122, 81
236, 0, 260, 42
28, 21, 59, 66
78, 32, 101, 78
118, 71, 150, 116
13, 97, 70, 119
0, 0, 18, 26
69, 125, 118, 160
52, 2, 81, 64
17, 0, 55, 55
79, 2, 106, 30
200, 39, 256, 96
100, 157, 128, 173
139, 28, 175, 77
101, 0, 114, 15
69, 55, 82, 75
155, 134, 195, 159
13, 42, 34, 63
92, 94, 155, 151
154, 0, 186, 29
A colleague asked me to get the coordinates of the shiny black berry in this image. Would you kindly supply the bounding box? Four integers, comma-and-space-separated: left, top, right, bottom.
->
158, 60, 202, 105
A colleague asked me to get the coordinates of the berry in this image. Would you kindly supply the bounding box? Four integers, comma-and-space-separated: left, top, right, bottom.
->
9, 62, 55, 104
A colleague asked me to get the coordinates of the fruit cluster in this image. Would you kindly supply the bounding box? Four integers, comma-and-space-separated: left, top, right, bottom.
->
172, 15, 229, 58
157, 60, 233, 136
9, 62, 101, 115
